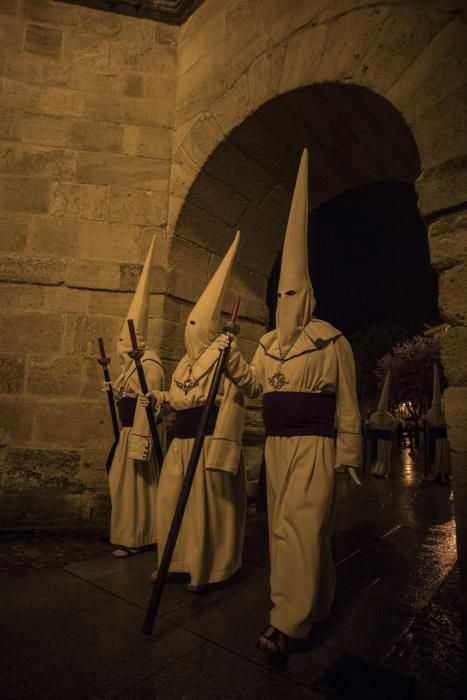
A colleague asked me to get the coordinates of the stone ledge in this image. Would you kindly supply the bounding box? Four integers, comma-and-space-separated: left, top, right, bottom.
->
0, 256, 65, 285
60, 0, 204, 25
65, 259, 121, 291
0, 491, 110, 527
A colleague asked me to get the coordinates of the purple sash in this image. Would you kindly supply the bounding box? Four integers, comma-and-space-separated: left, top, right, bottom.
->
118, 397, 137, 427
174, 406, 219, 439
263, 392, 336, 438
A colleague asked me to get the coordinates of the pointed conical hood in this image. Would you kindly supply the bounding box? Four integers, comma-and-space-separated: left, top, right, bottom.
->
276, 148, 315, 355
185, 231, 240, 361
117, 235, 157, 359
377, 371, 391, 412
432, 363, 441, 407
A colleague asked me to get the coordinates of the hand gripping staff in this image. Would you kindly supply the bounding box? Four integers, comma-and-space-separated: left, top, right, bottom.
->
127, 319, 165, 474
97, 337, 120, 474
142, 297, 242, 636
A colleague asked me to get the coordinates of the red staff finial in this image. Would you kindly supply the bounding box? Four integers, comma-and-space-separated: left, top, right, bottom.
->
127, 319, 138, 351
97, 337, 106, 359
229, 297, 241, 325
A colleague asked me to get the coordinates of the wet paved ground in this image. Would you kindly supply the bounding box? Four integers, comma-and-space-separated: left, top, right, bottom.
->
0, 448, 464, 699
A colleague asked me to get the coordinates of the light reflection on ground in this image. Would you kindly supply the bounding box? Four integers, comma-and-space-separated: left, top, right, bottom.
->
400, 448, 417, 486
334, 444, 456, 606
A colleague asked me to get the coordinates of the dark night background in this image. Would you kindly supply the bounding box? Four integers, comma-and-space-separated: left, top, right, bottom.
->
267, 181, 440, 406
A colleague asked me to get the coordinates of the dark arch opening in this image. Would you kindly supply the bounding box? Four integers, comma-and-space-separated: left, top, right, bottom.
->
267, 181, 440, 404
172, 81, 434, 404
172, 82, 422, 289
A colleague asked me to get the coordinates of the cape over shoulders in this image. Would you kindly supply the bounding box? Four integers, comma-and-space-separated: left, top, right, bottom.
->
141, 348, 163, 367
115, 348, 163, 391
259, 318, 343, 361
172, 346, 220, 384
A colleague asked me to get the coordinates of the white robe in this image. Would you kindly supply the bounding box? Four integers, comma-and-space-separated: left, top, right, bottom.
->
426, 407, 452, 478
108, 352, 164, 548
155, 349, 247, 587
227, 318, 362, 638
369, 411, 396, 478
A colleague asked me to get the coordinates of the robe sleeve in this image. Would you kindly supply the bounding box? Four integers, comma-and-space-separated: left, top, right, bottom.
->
128, 358, 165, 461
224, 343, 263, 399
334, 336, 362, 468
150, 389, 172, 416
205, 377, 245, 475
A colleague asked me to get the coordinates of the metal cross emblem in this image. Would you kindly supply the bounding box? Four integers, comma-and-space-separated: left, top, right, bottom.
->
268, 371, 289, 390
175, 378, 196, 395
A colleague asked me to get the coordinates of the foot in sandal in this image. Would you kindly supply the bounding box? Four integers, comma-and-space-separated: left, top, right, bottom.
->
112, 546, 142, 558
257, 625, 289, 667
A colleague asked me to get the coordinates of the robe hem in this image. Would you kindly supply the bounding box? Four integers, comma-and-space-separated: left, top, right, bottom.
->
110, 534, 156, 548
164, 559, 242, 585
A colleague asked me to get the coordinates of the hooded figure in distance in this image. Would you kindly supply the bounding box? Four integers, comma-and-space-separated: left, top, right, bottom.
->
107, 235, 165, 557
146, 231, 247, 590
217, 149, 362, 658
370, 371, 396, 478
426, 364, 451, 482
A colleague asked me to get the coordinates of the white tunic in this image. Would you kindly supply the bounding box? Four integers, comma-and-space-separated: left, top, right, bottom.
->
369, 411, 396, 478
155, 349, 247, 588
426, 407, 452, 478
227, 318, 361, 638
108, 352, 164, 548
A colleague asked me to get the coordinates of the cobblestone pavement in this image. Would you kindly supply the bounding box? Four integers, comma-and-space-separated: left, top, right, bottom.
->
0, 448, 464, 699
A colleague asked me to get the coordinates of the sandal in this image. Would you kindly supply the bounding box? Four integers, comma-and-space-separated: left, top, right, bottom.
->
257, 626, 289, 668
112, 547, 141, 558
186, 582, 209, 593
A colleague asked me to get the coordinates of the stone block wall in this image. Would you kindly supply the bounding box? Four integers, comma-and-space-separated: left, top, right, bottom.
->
0, 0, 178, 526
0, 0, 465, 590
170, 0, 467, 605
428, 209, 467, 610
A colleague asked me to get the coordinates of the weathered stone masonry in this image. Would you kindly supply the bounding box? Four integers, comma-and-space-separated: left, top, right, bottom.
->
0, 0, 466, 603
0, 0, 178, 524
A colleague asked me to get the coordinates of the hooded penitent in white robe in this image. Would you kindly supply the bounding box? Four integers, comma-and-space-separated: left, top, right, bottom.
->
370, 372, 396, 478
426, 364, 451, 479
224, 150, 361, 639
107, 236, 165, 549
153, 232, 247, 588
109, 353, 164, 548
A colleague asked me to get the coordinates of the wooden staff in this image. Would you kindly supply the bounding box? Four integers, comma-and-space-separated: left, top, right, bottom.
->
97, 337, 120, 473
142, 297, 241, 636
127, 319, 165, 473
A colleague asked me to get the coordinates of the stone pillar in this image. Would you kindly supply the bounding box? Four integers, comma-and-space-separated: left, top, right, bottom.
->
419, 165, 467, 612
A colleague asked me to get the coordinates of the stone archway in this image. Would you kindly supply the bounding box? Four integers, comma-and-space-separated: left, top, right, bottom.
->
165, 0, 466, 602
165, 82, 421, 352
163, 81, 424, 495
166, 0, 467, 392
